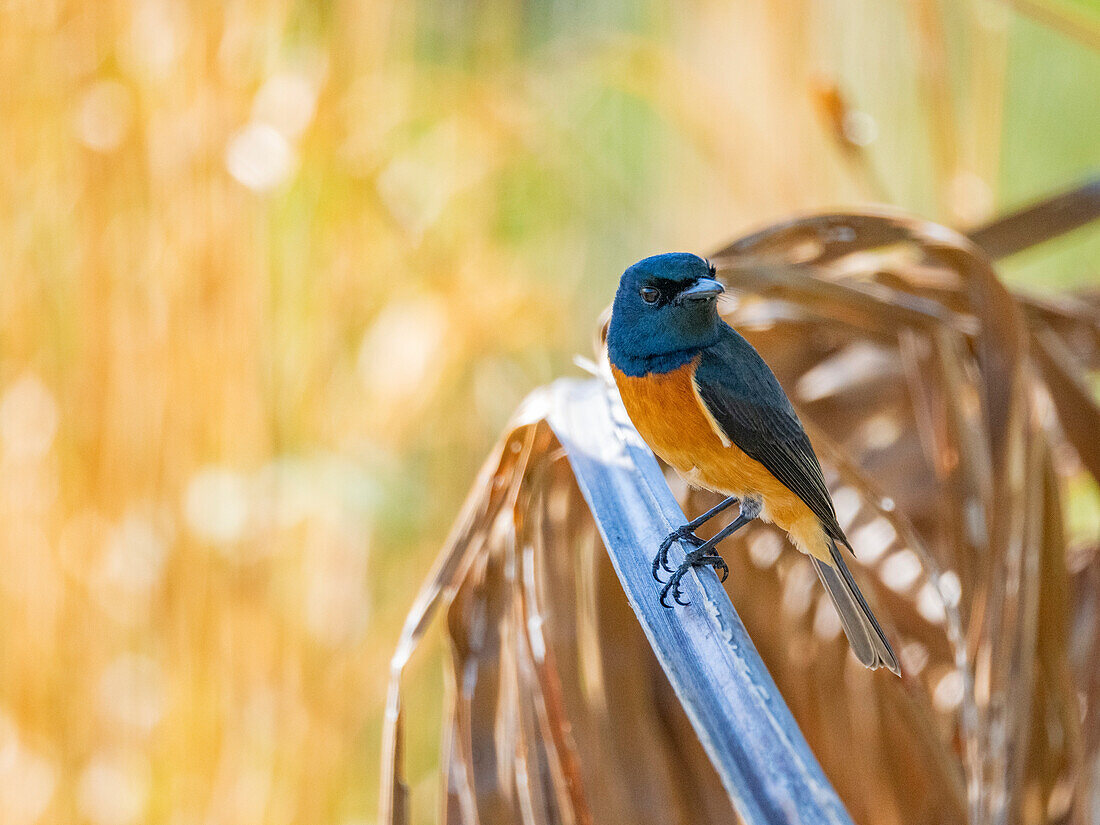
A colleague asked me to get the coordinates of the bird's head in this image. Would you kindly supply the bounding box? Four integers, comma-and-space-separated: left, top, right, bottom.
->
607, 253, 724, 374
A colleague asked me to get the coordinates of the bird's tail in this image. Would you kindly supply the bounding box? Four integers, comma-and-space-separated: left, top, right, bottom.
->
810, 539, 901, 676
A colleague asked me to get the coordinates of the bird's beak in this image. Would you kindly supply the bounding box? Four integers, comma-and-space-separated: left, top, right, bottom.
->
678, 277, 724, 302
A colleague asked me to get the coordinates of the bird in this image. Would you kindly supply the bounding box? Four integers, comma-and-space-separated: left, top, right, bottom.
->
607, 252, 900, 675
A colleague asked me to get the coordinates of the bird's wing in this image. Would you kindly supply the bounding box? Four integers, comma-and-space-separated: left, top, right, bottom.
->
693, 331, 847, 544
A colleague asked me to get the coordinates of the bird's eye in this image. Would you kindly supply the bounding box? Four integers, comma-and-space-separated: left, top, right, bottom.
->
640, 287, 659, 304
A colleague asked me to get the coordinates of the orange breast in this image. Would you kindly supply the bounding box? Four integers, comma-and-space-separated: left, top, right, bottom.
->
611, 360, 830, 561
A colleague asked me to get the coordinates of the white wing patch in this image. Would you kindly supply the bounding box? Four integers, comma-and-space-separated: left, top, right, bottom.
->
691, 374, 731, 448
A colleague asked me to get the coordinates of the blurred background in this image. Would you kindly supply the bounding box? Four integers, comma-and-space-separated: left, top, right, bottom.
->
0, 1, 1098, 824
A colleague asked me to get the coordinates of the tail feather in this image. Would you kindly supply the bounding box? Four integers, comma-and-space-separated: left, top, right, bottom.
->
811, 539, 900, 676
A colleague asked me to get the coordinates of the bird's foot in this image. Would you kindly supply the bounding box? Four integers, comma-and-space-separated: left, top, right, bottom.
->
659, 548, 730, 607
653, 525, 704, 581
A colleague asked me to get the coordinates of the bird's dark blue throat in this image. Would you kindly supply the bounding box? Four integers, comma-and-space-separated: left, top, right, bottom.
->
607, 252, 724, 377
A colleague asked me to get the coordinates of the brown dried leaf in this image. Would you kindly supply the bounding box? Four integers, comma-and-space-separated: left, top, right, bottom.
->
383, 208, 1099, 825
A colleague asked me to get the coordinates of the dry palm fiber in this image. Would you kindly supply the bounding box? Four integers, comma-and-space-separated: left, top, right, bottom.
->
382, 206, 1100, 825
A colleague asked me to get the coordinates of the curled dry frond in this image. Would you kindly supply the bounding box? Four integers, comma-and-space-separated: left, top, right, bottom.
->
383, 208, 1100, 825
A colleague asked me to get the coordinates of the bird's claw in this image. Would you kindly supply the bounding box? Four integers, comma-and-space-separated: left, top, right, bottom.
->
659, 571, 691, 607
652, 525, 704, 581
658, 551, 730, 607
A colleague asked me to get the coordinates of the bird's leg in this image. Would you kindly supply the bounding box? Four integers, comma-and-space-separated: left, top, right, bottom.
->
660, 497, 762, 607
653, 495, 739, 580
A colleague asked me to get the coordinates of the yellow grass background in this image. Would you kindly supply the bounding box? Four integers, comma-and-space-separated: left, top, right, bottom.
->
0, 1, 1097, 824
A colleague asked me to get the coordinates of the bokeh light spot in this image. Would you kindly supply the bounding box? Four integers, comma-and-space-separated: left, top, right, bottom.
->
851, 517, 897, 563
97, 654, 166, 733
358, 296, 448, 402
782, 561, 816, 617
225, 123, 295, 192
0, 375, 59, 460
0, 711, 56, 825
77, 753, 148, 825
121, 0, 185, 79
933, 669, 965, 712
100, 512, 169, 594
831, 486, 862, 529
813, 594, 843, 640
841, 110, 878, 146
881, 549, 922, 593
304, 523, 370, 646
76, 81, 134, 153
253, 72, 318, 139
900, 641, 929, 675
748, 529, 783, 569
184, 467, 250, 545
938, 570, 962, 607
917, 580, 946, 623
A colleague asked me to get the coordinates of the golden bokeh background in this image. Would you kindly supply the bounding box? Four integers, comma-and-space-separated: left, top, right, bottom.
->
0, 1, 1098, 824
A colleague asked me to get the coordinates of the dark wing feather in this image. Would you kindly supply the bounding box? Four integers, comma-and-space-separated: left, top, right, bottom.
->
694, 328, 847, 543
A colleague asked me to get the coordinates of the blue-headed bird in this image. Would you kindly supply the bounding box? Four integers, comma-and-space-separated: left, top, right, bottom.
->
607, 252, 900, 675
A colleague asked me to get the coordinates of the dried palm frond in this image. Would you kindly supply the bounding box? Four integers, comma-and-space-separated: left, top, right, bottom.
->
382, 195, 1100, 825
